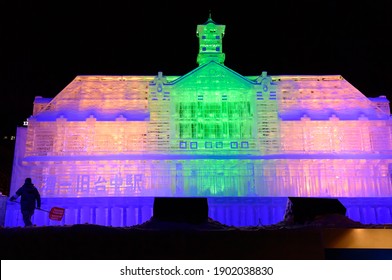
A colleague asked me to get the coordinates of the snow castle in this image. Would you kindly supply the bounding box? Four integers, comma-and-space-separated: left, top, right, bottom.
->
6, 16, 392, 226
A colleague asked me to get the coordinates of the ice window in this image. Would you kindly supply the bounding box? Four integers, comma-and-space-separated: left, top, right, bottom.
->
231, 142, 238, 149
190, 142, 198, 149
241, 141, 249, 148
179, 141, 187, 149
216, 142, 223, 148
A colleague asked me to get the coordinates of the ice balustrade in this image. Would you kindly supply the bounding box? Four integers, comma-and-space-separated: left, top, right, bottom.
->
5, 197, 392, 227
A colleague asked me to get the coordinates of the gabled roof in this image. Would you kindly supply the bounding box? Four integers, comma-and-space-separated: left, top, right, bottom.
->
273, 75, 389, 120
168, 60, 255, 88
33, 76, 154, 121
30, 71, 389, 122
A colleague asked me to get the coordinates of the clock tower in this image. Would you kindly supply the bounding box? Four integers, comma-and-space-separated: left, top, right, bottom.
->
196, 13, 226, 66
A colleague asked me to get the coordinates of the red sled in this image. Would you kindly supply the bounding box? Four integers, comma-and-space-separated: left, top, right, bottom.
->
38, 206, 65, 221
47, 207, 65, 221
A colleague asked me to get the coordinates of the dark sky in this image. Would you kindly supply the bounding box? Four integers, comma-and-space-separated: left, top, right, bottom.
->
2, 0, 392, 135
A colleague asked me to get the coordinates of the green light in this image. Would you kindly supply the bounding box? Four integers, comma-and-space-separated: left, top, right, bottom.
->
196, 15, 226, 65
170, 61, 257, 154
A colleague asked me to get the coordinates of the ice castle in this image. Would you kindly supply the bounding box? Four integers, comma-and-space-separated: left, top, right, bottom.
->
6, 16, 392, 226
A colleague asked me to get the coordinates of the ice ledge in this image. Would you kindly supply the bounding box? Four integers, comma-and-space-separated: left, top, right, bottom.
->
22, 153, 392, 162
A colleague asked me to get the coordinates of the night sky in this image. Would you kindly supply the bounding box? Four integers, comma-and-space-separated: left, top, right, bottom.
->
2, 0, 392, 135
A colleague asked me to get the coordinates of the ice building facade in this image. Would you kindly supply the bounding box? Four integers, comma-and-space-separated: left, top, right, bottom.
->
7, 16, 392, 226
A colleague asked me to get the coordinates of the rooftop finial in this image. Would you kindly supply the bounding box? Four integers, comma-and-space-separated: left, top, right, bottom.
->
209, 10, 212, 20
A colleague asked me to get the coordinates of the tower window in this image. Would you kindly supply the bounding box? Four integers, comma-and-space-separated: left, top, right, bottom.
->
216, 47, 220, 51
202, 47, 206, 51
216, 36, 220, 39
202, 35, 206, 39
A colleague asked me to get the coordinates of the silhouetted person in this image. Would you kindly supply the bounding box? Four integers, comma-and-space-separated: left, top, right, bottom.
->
10, 178, 41, 227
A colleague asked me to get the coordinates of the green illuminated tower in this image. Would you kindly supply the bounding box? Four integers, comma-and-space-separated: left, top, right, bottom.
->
196, 13, 226, 65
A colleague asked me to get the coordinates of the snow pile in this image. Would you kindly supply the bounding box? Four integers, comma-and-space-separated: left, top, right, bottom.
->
129, 217, 237, 231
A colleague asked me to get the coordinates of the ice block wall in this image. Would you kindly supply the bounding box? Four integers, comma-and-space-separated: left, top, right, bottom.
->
12, 156, 392, 198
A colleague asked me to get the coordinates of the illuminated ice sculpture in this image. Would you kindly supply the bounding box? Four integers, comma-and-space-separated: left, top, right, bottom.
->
7, 16, 392, 226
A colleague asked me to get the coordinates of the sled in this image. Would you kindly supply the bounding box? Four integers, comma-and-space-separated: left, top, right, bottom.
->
40, 207, 65, 221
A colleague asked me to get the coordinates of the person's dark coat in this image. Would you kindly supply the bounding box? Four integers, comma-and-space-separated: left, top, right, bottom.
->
15, 182, 41, 210
10, 178, 41, 226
